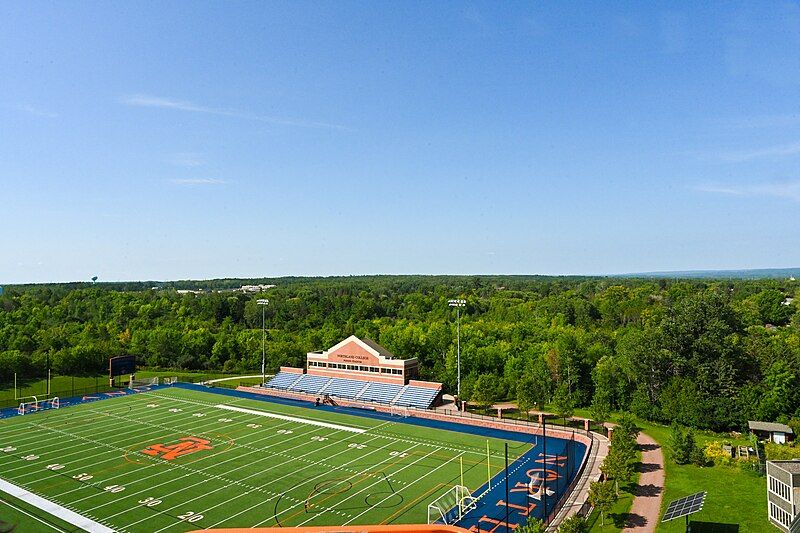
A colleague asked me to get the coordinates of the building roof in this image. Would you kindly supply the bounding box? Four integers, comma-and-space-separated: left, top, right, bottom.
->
361, 338, 398, 360
770, 460, 800, 474
749, 421, 794, 434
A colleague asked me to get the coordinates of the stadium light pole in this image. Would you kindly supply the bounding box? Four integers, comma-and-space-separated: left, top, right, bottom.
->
448, 299, 466, 404
257, 299, 269, 386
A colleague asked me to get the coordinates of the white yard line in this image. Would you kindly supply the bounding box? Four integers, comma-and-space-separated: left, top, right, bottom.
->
215, 404, 367, 433
89, 422, 335, 515
0, 401, 237, 479
340, 449, 465, 527
195, 435, 411, 531
0, 496, 68, 532
0, 477, 114, 533
3, 398, 282, 502
145, 434, 399, 533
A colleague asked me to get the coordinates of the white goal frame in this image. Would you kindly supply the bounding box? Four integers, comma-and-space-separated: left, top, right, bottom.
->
389, 405, 410, 418
50, 397, 60, 410
129, 377, 159, 389
17, 396, 39, 415
427, 485, 477, 525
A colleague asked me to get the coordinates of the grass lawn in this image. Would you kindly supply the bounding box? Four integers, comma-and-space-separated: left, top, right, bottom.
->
585, 460, 639, 531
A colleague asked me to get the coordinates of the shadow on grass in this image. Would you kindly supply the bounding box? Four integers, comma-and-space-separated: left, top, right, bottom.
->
689, 521, 739, 533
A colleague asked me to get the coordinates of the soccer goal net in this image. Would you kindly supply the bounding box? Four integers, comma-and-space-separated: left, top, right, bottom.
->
390, 405, 410, 418
129, 377, 159, 388
427, 485, 476, 525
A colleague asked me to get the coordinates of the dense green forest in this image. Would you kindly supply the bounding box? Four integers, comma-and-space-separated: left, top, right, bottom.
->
1, 275, 798, 432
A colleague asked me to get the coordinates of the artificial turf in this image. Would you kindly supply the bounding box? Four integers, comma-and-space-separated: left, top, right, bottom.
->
0, 387, 530, 532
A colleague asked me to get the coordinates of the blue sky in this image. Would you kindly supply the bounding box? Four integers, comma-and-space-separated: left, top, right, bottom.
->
2, 1, 800, 283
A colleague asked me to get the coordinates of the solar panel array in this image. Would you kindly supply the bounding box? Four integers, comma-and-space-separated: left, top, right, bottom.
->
662, 491, 706, 522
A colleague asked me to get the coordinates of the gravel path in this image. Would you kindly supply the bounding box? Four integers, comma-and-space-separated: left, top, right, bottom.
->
621, 432, 665, 532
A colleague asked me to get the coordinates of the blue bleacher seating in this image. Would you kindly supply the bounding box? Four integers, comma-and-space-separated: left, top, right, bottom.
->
265, 371, 301, 390
265, 371, 440, 409
288, 374, 331, 394
393, 386, 439, 409
358, 382, 403, 403
325, 378, 367, 399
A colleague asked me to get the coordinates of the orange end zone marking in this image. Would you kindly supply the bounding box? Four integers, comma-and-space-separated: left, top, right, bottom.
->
478, 515, 519, 533
495, 500, 535, 517
141, 436, 213, 461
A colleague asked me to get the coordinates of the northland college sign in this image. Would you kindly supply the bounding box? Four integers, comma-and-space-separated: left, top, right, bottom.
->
330, 352, 376, 364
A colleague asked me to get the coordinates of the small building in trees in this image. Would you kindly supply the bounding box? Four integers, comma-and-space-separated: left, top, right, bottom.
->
766, 460, 800, 531
750, 421, 794, 444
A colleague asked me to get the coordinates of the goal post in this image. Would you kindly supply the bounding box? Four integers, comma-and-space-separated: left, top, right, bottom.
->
427, 485, 477, 525
129, 376, 159, 388
390, 405, 410, 418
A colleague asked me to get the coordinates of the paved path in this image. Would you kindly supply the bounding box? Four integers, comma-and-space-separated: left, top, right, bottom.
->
202, 374, 269, 384
622, 432, 665, 532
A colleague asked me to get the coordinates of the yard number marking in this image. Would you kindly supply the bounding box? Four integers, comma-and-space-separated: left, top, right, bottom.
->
168, 408, 183, 413
193, 413, 206, 417
178, 511, 203, 523
73, 473, 93, 481
348, 443, 366, 450
22, 454, 39, 461
1, 447, 16, 453
277, 429, 293, 434
147, 404, 159, 408
104, 484, 125, 493
389, 451, 407, 458
246, 423, 261, 429
138, 497, 162, 507
311, 436, 328, 442
46, 464, 65, 471
218, 418, 233, 423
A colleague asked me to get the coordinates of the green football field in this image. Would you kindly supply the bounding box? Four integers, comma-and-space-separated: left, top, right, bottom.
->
0, 387, 530, 532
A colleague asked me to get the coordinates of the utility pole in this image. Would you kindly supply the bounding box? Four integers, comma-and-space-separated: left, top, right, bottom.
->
257, 299, 269, 386
448, 299, 466, 405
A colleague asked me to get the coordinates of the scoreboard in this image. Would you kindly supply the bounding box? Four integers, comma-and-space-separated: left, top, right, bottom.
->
109, 355, 137, 377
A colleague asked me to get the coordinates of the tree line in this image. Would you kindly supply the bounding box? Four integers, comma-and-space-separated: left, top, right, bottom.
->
1, 275, 798, 432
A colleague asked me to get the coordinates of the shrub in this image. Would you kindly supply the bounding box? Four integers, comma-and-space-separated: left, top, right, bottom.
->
703, 441, 736, 467
765, 441, 800, 461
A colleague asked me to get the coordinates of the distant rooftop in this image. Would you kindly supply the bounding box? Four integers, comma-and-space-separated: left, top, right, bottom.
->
749, 421, 794, 434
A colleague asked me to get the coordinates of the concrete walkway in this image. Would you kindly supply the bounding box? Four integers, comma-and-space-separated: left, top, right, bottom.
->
621, 432, 665, 532
202, 374, 269, 385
